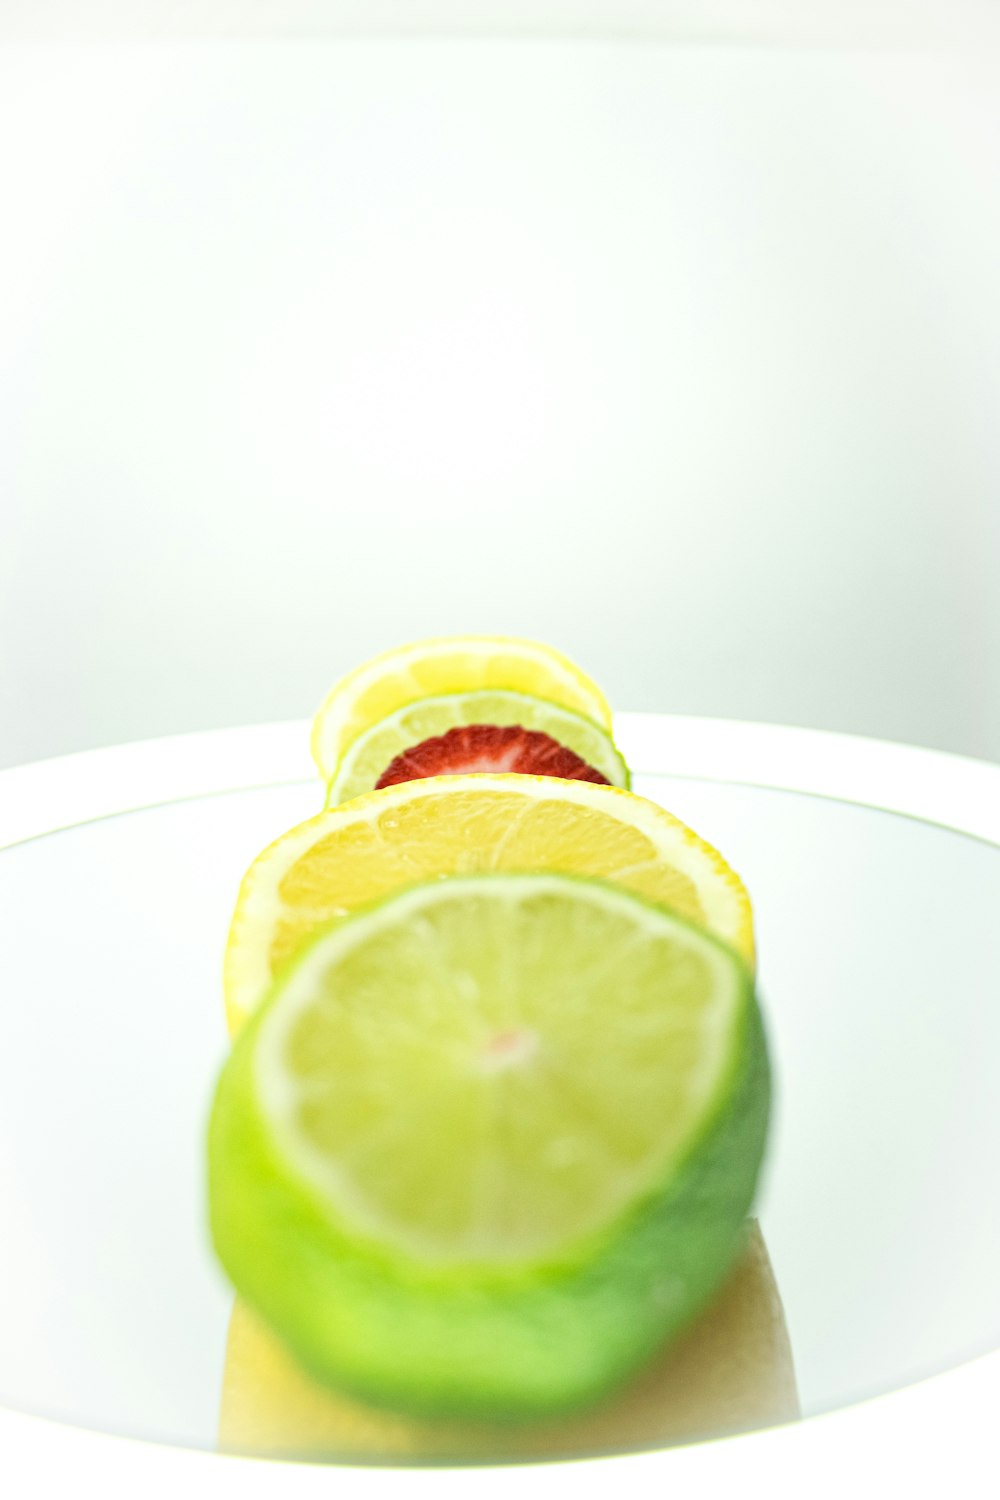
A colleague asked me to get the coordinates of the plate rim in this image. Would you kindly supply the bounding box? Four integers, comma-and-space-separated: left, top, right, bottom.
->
2, 711, 999, 852
1, 713, 999, 1496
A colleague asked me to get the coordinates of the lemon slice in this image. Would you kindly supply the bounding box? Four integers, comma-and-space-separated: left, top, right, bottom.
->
223, 775, 754, 1036
310, 636, 614, 783
208, 871, 769, 1418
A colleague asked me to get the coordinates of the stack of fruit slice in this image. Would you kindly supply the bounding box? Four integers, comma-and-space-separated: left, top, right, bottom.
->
312, 635, 630, 804
208, 636, 783, 1451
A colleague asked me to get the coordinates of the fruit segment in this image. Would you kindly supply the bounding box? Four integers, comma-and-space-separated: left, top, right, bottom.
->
375, 723, 611, 789
327, 688, 629, 804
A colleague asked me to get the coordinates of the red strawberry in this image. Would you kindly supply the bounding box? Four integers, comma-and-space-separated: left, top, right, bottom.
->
374, 724, 611, 789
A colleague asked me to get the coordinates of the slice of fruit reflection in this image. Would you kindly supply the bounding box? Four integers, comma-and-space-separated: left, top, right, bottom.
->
218, 1221, 797, 1461
208, 872, 769, 1418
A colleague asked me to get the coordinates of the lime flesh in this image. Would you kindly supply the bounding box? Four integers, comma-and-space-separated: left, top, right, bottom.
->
208, 872, 770, 1420
326, 690, 630, 805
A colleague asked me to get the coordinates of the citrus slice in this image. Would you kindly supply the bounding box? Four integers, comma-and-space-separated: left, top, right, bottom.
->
310, 636, 614, 782
223, 775, 754, 1036
208, 871, 770, 1418
326, 690, 629, 804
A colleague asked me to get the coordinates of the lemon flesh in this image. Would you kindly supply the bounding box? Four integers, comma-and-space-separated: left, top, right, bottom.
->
208, 871, 770, 1420
223, 774, 754, 1036
326, 690, 630, 805
310, 635, 614, 783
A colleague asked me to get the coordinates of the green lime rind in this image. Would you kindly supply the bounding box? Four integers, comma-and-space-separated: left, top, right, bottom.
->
325, 690, 631, 805
207, 877, 770, 1422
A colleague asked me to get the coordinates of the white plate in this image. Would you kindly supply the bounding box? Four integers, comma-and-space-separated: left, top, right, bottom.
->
1, 713, 998, 1497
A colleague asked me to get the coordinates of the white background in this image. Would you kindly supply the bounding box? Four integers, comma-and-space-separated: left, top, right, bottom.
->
2, 30, 999, 771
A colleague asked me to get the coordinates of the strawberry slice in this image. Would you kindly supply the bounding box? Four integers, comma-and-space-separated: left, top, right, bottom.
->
374, 724, 611, 789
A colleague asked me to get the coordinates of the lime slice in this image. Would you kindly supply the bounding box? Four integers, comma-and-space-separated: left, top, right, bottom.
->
326, 690, 630, 805
208, 871, 770, 1419
310, 636, 614, 782
222, 774, 754, 1036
